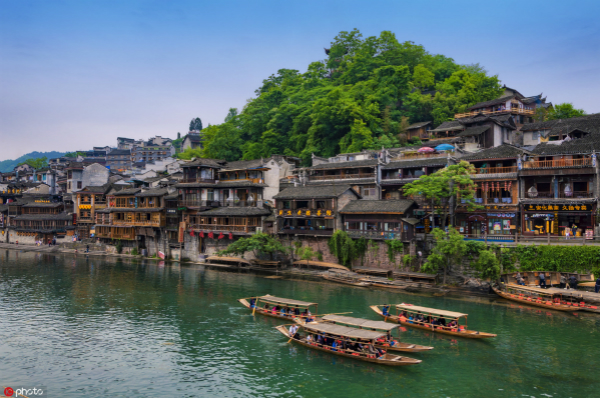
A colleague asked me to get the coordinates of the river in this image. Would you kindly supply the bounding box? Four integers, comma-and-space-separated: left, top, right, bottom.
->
0, 250, 598, 397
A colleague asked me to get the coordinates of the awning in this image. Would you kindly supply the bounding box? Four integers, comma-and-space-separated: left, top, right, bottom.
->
322, 315, 398, 331
302, 322, 386, 340
395, 304, 468, 318
257, 294, 317, 307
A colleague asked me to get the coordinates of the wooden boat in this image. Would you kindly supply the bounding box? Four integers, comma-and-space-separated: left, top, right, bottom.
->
361, 278, 407, 291
238, 295, 318, 321
296, 314, 433, 353
205, 256, 252, 268
492, 285, 583, 312
275, 323, 422, 366
370, 304, 496, 339
322, 274, 371, 287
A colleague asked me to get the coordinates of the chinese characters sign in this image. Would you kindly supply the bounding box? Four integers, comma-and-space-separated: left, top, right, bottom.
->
525, 204, 590, 212
278, 209, 334, 217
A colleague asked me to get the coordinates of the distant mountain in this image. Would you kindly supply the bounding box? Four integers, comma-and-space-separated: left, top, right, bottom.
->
0, 151, 66, 172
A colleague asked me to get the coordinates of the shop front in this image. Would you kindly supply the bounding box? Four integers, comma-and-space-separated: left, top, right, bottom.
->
457, 212, 517, 237
522, 202, 595, 236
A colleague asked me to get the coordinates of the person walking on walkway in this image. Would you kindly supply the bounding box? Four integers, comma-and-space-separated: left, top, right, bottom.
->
569, 275, 578, 290
571, 224, 578, 237
539, 272, 547, 289
595, 277, 600, 294
559, 274, 567, 289
565, 229, 570, 240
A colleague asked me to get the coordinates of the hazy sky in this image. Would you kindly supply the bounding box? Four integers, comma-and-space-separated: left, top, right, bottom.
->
1, 0, 599, 160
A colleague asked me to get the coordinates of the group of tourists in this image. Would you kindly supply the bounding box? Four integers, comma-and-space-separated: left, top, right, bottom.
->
34, 237, 57, 246
249, 299, 314, 320
295, 328, 387, 359
514, 272, 581, 290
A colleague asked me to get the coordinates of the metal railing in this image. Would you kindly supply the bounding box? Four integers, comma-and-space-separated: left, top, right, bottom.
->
527, 191, 594, 199
522, 158, 592, 169
454, 108, 534, 119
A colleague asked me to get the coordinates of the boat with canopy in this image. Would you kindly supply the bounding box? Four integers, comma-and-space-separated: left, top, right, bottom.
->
238, 295, 318, 321
492, 284, 585, 311
371, 304, 496, 339
322, 274, 371, 287
275, 322, 422, 366
296, 314, 433, 352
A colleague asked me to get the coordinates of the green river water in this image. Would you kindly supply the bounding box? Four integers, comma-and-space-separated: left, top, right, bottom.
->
0, 250, 598, 398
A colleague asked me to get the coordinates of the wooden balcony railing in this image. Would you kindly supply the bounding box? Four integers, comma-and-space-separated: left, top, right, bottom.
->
219, 200, 264, 207
310, 173, 373, 180
454, 108, 534, 119
345, 230, 408, 240
278, 228, 333, 236
177, 199, 219, 208
473, 166, 518, 174
395, 152, 447, 160
522, 158, 592, 169
113, 220, 162, 227
382, 174, 423, 180
187, 224, 257, 233
180, 178, 216, 184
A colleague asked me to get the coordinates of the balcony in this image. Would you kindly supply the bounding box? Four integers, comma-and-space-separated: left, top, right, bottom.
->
382, 174, 424, 180
394, 152, 447, 160
522, 158, 592, 169
310, 173, 373, 181
472, 197, 515, 204
113, 220, 162, 227
219, 200, 263, 207
278, 228, 333, 236
346, 230, 408, 240
472, 166, 517, 174
527, 191, 594, 199
187, 224, 257, 233
177, 199, 219, 208
180, 178, 216, 184
454, 108, 534, 119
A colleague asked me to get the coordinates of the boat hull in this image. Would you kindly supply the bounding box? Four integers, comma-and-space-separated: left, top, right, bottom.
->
370, 306, 496, 339
491, 286, 580, 312
238, 299, 307, 321
275, 325, 421, 366
322, 275, 371, 287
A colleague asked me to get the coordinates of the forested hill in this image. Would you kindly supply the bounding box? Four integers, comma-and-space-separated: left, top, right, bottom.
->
198, 29, 503, 164
0, 151, 65, 172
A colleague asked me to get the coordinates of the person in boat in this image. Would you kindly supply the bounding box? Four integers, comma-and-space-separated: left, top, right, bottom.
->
595, 277, 600, 294
431, 317, 438, 326
263, 303, 270, 311
416, 313, 425, 324
560, 274, 567, 289
294, 306, 300, 316
288, 324, 300, 339
407, 315, 414, 324
448, 319, 458, 330
249, 298, 256, 308
438, 317, 447, 328
317, 334, 324, 345
305, 334, 313, 343
398, 312, 408, 322
426, 315, 433, 325
331, 340, 339, 351
382, 304, 390, 316
516, 273, 525, 286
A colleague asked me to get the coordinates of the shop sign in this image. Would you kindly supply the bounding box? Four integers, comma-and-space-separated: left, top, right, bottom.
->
166, 209, 177, 214
487, 213, 516, 218
525, 213, 554, 220
525, 204, 590, 212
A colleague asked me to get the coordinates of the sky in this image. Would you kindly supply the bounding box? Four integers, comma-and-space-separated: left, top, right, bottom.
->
1, 0, 599, 160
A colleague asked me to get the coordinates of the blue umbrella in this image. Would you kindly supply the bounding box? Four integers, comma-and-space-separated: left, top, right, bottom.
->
435, 144, 455, 151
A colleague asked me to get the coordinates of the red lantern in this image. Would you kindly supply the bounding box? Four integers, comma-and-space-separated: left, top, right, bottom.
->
190, 230, 195, 237
218, 232, 224, 239
229, 232, 233, 240
200, 231, 205, 238
208, 232, 214, 239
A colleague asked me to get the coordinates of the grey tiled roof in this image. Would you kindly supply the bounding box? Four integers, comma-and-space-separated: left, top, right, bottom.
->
274, 185, 360, 199
529, 134, 600, 156
223, 159, 264, 170
467, 94, 517, 110
456, 125, 490, 137
520, 113, 600, 134
182, 158, 224, 168
383, 158, 448, 170
407, 121, 432, 130
430, 120, 464, 132
306, 178, 375, 185
136, 187, 169, 197
308, 159, 378, 170
460, 144, 527, 160
112, 188, 141, 196
197, 207, 271, 217
22, 202, 63, 208
340, 200, 415, 214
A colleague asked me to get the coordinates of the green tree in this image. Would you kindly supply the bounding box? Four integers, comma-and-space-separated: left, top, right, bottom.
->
217, 233, 289, 260
176, 147, 204, 160
423, 227, 467, 284
546, 103, 586, 120
402, 161, 480, 228
472, 249, 501, 280
296, 246, 317, 268
64, 152, 86, 158
412, 64, 435, 90
18, 156, 48, 169
189, 118, 203, 131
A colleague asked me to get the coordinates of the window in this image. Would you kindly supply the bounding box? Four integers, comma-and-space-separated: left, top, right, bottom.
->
68, 182, 71, 190
77, 181, 82, 189
532, 132, 539, 141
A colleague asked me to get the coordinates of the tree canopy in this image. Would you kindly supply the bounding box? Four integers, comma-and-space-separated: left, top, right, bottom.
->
189, 118, 203, 131
18, 156, 48, 169
194, 29, 502, 164
217, 233, 288, 260
546, 103, 586, 120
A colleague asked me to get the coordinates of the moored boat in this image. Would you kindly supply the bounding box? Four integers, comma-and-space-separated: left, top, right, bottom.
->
297, 314, 433, 353
322, 274, 371, 287
492, 284, 583, 312
238, 295, 318, 321
275, 322, 422, 366
370, 304, 496, 339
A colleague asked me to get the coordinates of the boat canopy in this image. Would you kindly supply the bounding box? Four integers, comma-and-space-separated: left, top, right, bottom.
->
322, 315, 398, 331
302, 322, 386, 340
257, 295, 317, 307
292, 260, 349, 271
395, 304, 468, 319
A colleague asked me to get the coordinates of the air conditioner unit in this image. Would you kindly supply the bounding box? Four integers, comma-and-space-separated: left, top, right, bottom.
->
255, 227, 263, 233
